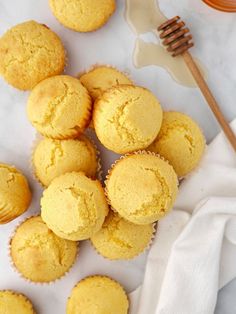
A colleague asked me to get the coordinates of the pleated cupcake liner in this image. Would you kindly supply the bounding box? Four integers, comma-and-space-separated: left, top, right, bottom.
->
8, 215, 80, 286
30, 132, 103, 188
90, 214, 157, 261
0, 290, 36, 313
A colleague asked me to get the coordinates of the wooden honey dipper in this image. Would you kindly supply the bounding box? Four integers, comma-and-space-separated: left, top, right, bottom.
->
158, 16, 236, 152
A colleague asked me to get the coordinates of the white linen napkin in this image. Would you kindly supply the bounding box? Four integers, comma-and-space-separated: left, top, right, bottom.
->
129, 119, 236, 314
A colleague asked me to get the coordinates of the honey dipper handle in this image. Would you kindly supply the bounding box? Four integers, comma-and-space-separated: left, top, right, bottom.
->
183, 51, 236, 151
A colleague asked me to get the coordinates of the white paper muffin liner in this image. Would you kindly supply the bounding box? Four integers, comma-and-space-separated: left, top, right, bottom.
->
8, 215, 80, 286
30, 132, 103, 188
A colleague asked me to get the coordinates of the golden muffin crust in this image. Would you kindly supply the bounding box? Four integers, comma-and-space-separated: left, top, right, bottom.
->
0, 163, 31, 224
33, 135, 98, 186
41, 172, 109, 241
10, 216, 77, 283
0, 290, 35, 314
91, 211, 154, 260
66, 276, 129, 314
27, 75, 92, 139
93, 85, 163, 154
0, 20, 65, 90
80, 66, 133, 101
49, 0, 116, 32
147, 111, 206, 177
105, 153, 178, 224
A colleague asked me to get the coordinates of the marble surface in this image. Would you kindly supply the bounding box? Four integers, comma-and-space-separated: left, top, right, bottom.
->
0, 0, 235, 313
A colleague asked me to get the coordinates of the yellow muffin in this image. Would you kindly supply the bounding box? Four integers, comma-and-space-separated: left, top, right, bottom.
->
41, 172, 109, 241
10, 216, 77, 283
93, 85, 163, 154
0, 163, 31, 224
0, 21, 65, 90
147, 111, 206, 177
27, 75, 92, 139
49, 0, 116, 32
105, 153, 178, 224
91, 211, 154, 260
33, 135, 98, 186
0, 290, 35, 314
80, 66, 133, 101
66, 276, 129, 314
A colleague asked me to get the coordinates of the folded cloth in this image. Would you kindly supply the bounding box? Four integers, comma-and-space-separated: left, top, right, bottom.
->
129, 120, 236, 314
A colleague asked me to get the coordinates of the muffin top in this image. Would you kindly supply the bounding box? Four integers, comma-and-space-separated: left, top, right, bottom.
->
147, 111, 205, 177
49, 0, 116, 32
27, 75, 92, 139
105, 153, 178, 224
33, 135, 98, 186
0, 291, 35, 314
93, 85, 163, 154
41, 172, 109, 241
91, 211, 154, 260
66, 276, 129, 314
10, 216, 77, 283
0, 20, 65, 90
0, 163, 31, 224
80, 66, 133, 101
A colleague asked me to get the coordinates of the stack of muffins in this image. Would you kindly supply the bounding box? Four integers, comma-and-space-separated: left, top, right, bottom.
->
0, 1, 206, 313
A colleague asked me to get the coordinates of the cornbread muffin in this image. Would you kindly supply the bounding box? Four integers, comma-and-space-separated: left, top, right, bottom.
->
0, 21, 65, 90
91, 211, 154, 260
106, 153, 178, 224
49, 0, 116, 32
80, 66, 133, 101
93, 85, 163, 154
0, 290, 35, 314
27, 75, 92, 139
41, 172, 109, 241
10, 216, 77, 283
66, 276, 129, 314
33, 135, 98, 186
0, 163, 31, 224
147, 111, 206, 177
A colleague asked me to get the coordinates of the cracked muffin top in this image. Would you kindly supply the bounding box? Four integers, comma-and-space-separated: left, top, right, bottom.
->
93, 85, 163, 154
0, 290, 35, 314
66, 276, 129, 314
41, 172, 109, 241
0, 163, 31, 224
90, 211, 154, 260
79, 66, 133, 101
27, 75, 92, 139
105, 153, 178, 224
147, 111, 206, 177
32, 135, 98, 186
49, 0, 116, 32
0, 20, 65, 90
10, 216, 77, 283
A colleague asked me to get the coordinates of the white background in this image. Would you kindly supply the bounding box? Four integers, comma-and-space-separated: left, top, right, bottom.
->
0, 0, 236, 313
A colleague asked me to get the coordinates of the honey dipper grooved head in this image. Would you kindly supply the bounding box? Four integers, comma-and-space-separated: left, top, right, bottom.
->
158, 16, 194, 56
